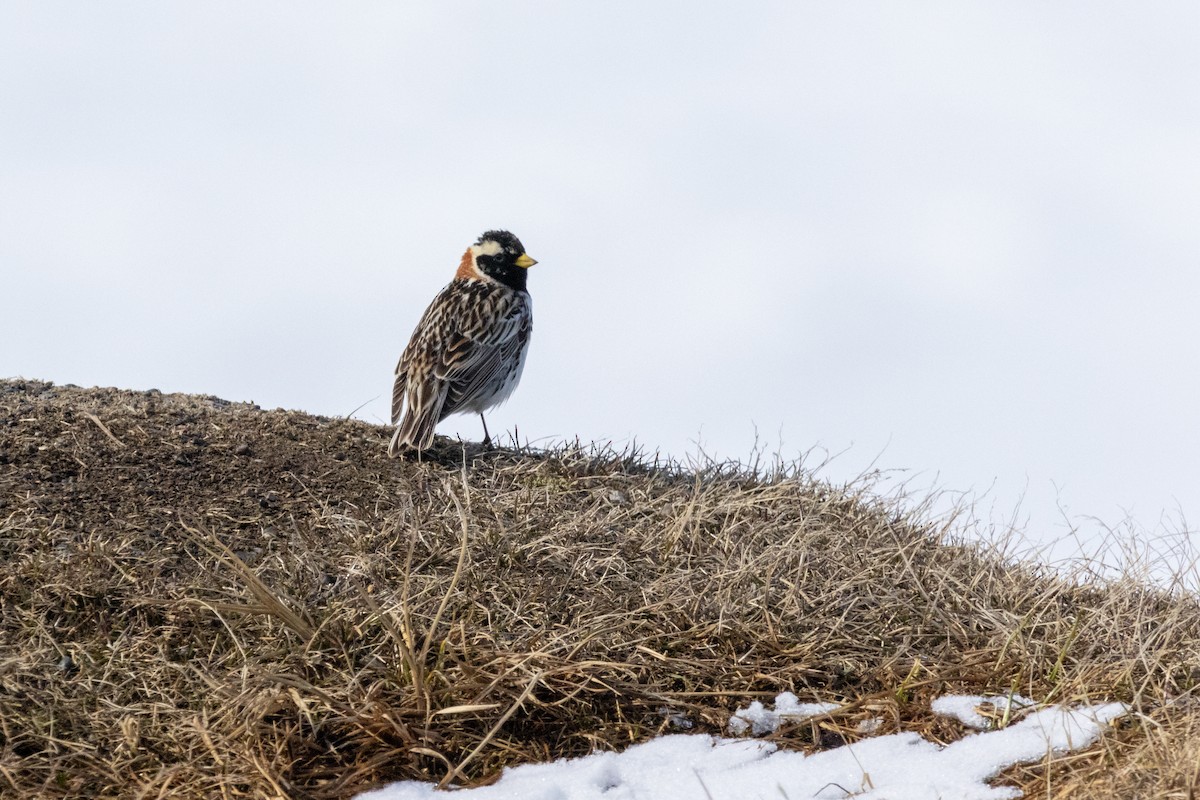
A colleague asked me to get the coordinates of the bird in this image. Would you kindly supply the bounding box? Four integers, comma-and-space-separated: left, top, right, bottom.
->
388, 230, 537, 455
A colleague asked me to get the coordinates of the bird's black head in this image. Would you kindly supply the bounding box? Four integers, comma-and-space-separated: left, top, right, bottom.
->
470, 230, 537, 291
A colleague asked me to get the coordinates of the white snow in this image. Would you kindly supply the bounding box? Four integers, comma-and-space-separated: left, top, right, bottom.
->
727, 691, 841, 735
355, 697, 1126, 800
932, 694, 1037, 730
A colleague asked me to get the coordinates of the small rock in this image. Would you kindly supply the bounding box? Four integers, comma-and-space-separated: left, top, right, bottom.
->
657, 707, 693, 729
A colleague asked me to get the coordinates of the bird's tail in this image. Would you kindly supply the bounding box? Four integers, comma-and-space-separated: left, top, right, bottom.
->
387, 383, 443, 456
387, 426, 406, 457
390, 369, 406, 425
388, 412, 438, 456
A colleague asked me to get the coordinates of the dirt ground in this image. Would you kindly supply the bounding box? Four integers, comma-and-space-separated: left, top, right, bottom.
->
2, 379, 1198, 798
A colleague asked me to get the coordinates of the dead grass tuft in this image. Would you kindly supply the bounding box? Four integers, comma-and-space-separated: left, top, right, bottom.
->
1, 379, 1197, 798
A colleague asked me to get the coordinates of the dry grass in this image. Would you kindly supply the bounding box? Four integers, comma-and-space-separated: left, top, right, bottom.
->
1, 379, 1198, 799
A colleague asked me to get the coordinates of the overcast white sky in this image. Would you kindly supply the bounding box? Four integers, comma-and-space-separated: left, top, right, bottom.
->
3, 3, 1197, 565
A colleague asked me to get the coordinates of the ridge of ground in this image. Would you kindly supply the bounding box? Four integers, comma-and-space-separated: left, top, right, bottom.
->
1, 379, 1197, 798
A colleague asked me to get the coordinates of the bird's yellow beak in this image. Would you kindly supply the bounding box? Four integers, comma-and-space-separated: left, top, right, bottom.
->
514, 253, 537, 268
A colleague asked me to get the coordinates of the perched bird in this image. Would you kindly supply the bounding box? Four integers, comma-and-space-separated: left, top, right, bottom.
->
388, 230, 537, 455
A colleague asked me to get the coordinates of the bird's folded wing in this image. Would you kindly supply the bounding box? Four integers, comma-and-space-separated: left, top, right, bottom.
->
439, 293, 530, 417
394, 286, 529, 425
439, 333, 526, 418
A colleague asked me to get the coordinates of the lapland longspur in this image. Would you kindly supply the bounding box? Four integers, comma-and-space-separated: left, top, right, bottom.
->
388, 230, 537, 455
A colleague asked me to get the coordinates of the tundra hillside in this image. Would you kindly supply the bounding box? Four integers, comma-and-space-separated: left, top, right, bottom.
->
1, 380, 1197, 798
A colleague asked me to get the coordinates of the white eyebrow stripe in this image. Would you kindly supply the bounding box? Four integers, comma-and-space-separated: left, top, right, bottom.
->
471, 240, 504, 259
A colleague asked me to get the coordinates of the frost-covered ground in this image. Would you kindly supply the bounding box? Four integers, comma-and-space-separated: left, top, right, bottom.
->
357, 694, 1126, 800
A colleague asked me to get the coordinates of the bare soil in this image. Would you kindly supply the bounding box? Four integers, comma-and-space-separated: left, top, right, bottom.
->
1, 379, 1197, 798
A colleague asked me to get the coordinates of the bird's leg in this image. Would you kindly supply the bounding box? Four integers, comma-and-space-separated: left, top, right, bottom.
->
479, 413, 493, 450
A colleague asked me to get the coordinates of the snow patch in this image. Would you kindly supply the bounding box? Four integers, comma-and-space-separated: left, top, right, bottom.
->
932, 693, 1037, 730
356, 698, 1126, 800
727, 691, 841, 735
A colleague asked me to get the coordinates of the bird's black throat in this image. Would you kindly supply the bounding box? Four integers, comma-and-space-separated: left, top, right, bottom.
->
476, 258, 529, 292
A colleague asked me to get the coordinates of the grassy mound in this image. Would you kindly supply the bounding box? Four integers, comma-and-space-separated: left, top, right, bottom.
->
1, 379, 1197, 798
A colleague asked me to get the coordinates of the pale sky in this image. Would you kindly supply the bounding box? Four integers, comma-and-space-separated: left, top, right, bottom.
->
3, 3, 1197, 567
